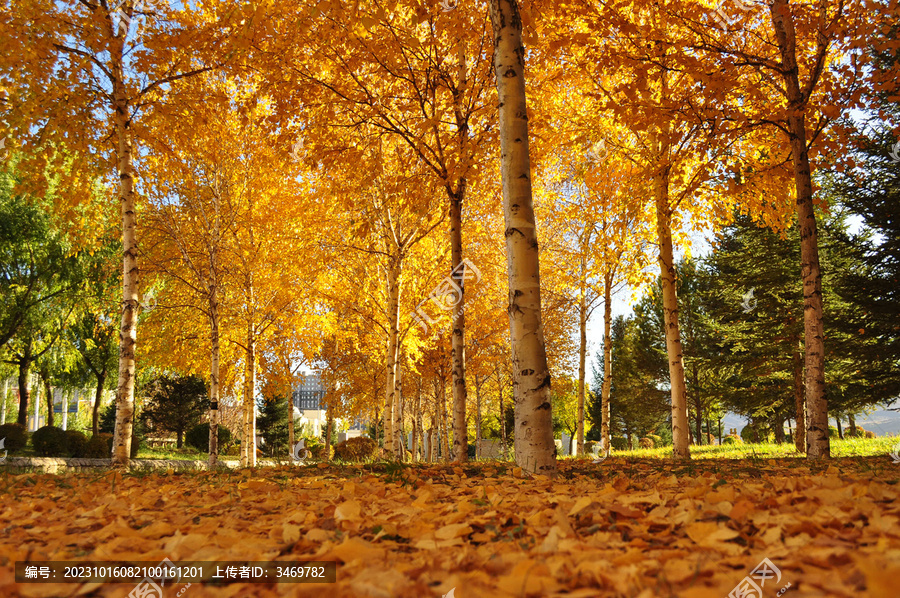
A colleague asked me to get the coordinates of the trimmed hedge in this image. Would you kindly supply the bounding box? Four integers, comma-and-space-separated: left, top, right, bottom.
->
334, 437, 377, 462
85, 433, 112, 458
186, 423, 232, 451
32, 426, 69, 457
65, 430, 90, 458
0, 423, 28, 453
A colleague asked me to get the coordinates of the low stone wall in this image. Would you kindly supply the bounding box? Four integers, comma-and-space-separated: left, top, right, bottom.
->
0, 457, 282, 474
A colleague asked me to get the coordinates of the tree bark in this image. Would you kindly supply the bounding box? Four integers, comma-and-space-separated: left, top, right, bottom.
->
774, 415, 786, 443
601, 271, 613, 454
111, 27, 138, 465
475, 374, 483, 459
488, 0, 557, 476
835, 416, 843, 440
1, 377, 7, 425
384, 260, 401, 458
440, 375, 449, 461
655, 171, 691, 460
92, 373, 106, 437
848, 412, 857, 437
447, 40, 471, 464
208, 295, 220, 467
244, 336, 257, 467
692, 365, 702, 445
576, 275, 587, 456
792, 345, 806, 452
16, 343, 32, 426
412, 380, 421, 462
769, 0, 829, 459
325, 399, 334, 460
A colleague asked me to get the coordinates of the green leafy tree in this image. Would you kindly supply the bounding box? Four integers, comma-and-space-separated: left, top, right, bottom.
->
257, 394, 290, 457
140, 375, 208, 449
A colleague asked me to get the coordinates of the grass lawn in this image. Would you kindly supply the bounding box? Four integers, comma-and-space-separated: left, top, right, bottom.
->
608, 436, 899, 460
1, 453, 899, 596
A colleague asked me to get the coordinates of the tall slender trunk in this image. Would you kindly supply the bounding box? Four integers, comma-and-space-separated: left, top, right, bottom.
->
244, 336, 257, 467
447, 40, 471, 464
792, 345, 806, 452
384, 260, 401, 457
111, 29, 138, 465
325, 400, 334, 460
61, 389, 69, 430
655, 170, 691, 459
440, 376, 449, 460
601, 271, 613, 454
412, 380, 421, 462
1, 377, 7, 425
395, 352, 404, 459
32, 378, 41, 431
835, 416, 843, 440
848, 412, 857, 436
498, 369, 507, 455
769, 0, 828, 459
576, 271, 587, 456
489, 0, 557, 476
287, 391, 295, 455
475, 374, 483, 459
207, 293, 220, 467
692, 365, 702, 444
16, 344, 32, 426
93, 373, 106, 436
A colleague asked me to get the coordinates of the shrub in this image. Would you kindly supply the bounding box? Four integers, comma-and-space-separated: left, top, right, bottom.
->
722, 435, 743, 445
865, 430, 876, 439
647, 434, 663, 447
584, 440, 597, 455
185, 423, 232, 451
740, 424, 773, 443
639, 437, 654, 449
308, 441, 333, 461
32, 426, 69, 457
333, 436, 377, 462
847, 427, 866, 439
0, 423, 28, 453
85, 434, 112, 458
828, 426, 839, 439
65, 430, 90, 458
610, 436, 628, 451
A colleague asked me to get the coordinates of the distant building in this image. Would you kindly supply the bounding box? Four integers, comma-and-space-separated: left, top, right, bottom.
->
291, 373, 366, 438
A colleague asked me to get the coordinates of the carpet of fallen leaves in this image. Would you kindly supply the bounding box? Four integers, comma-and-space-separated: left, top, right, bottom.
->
1, 457, 899, 597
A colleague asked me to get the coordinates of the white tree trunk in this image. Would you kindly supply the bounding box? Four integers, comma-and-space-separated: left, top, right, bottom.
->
488, 0, 557, 475
111, 31, 138, 464
655, 175, 691, 459
601, 272, 613, 455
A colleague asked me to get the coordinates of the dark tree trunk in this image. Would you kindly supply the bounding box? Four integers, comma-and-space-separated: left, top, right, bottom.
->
44, 376, 54, 428
848, 413, 857, 437
177, 429, 184, 449
835, 417, 843, 440
16, 345, 33, 427
773, 415, 785, 443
